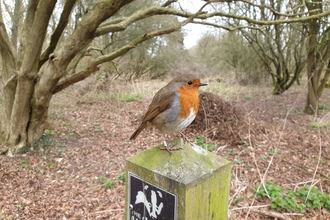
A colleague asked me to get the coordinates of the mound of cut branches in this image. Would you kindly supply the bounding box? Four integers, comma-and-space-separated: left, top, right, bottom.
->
187, 92, 244, 145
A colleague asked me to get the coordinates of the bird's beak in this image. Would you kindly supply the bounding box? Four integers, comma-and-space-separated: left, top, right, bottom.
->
199, 82, 207, 87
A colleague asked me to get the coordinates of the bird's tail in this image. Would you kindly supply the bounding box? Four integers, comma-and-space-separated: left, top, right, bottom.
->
129, 123, 147, 140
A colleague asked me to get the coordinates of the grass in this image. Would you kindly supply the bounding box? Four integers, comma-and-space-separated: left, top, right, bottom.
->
97, 176, 107, 184
97, 173, 126, 190
117, 172, 126, 182
309, 121, 330, 128
48, 74, 263, 121
115, 94, 142, 102
17, 158, 47, 173
318, 103, 329, 110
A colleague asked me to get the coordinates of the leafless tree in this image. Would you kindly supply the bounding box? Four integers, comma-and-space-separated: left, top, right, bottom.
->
1, 0, 330, 155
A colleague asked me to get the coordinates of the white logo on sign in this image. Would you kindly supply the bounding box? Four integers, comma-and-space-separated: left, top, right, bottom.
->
135, 185, 164, 219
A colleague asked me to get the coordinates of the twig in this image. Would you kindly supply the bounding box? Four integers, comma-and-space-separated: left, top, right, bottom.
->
252, 152, 270, 198
229, 185, 247, 207
243, 114, 257, 220
90, 208, 124, 214
305, 127, 322, 203
279, 157, 330, 181
260, 75, 309, 188
231, 204, 270, 211
250, 209, 292, 220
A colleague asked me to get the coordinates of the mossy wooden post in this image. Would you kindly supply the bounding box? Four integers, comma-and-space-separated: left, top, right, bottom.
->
125, 138, 231, 220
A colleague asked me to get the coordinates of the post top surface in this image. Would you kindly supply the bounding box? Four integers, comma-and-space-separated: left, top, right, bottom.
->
127, 138, 231, 184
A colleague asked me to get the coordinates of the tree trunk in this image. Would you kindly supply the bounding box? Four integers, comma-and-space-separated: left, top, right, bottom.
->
27, 61, 63, 147
304, 1, 319, 115
0, 0, 197, 155
1, 0, 133, 155
304, 75, 319, 114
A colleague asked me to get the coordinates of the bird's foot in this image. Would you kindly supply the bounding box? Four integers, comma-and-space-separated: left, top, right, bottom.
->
159, 140, 182, 154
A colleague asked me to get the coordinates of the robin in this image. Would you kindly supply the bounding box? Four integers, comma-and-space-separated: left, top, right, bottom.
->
129, 74, 207, 152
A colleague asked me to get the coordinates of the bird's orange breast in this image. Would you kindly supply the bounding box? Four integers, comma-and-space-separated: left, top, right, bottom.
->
176, 87, 199, 118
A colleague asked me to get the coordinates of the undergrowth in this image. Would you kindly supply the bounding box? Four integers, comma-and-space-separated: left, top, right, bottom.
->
97, 172, 126, 190
255, 182, 330, 213
193, 135, 217, 152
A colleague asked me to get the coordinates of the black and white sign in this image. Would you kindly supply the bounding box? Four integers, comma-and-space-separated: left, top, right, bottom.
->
128, 172, 177, 220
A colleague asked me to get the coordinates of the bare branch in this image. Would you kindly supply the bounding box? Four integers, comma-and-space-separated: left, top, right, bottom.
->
239, 0, 319, 17
54, 0, 134, 69
96, 6, 192, 36
198, 9, 330, 26
20, 0, 57, 78
96, 3, 330, 38
0, 2, 16, 61
162, 0, 177, 7
17, 0, 39, 68
11, 0, 22, 50
2, 1, 14, 18
192, 20, 263, 31
53, 6, 208, 93
39, 0, 78, 68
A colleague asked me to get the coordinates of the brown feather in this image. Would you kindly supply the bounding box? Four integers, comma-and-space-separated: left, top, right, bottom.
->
129, 121, 147, 140
129, 88, 175, 140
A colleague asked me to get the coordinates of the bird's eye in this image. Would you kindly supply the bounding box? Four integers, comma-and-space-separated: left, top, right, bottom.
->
187, 81, 193, 85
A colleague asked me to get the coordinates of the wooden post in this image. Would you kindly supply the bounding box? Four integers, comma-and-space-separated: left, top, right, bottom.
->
125, 138, 231, 220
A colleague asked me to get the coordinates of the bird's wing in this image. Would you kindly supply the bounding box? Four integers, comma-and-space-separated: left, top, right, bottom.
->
142, 90, 175, 123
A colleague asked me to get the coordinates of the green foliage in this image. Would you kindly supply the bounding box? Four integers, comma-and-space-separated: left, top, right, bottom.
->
97, 176, 107, 184
255, 182, 330, 213
267, 148, 276, 156
117, 172, 126, 183
105, 181, 115, 190
32, 130, 58, 156
234, 159, 245, 164
318, 103, 327, 110
18, 159, 27, 170
96, 72, 108, 82
46, 162, 56, 169
19, 132, 56, 154
309, 121, 330, 128
193, 135, 217, 152
17, 159, 44, 173
115, 94, 141, 102
44, 129, 57, 136
97, 174, 125, 190
243, 96, 252, 100
296, 186, 330, 210
0, 215, 15, 220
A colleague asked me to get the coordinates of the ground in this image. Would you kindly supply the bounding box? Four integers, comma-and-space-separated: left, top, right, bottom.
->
0, 77, 330, 219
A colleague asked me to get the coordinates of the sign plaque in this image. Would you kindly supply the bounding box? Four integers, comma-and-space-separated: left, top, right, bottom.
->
128, 172, 177, 220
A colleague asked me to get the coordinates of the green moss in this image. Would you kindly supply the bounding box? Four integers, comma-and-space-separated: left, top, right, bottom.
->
126, 138, 231, 220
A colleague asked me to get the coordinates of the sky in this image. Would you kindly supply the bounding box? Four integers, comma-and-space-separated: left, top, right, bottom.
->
183, 23, 212, 48
179, 0, 216, 49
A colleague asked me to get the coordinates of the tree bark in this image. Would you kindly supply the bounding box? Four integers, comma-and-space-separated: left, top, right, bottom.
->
5, 0, 57, 154
0, 2, 18, 152
2, 0, 204, 155
8, 0, 133, 154
11, 0, 22, 50
304, 0, 329, 115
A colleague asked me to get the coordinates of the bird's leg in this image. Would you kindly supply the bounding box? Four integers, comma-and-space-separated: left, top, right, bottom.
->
159, 135, 182, 154
179, 132, 194, 146
160, 139, 172, 154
